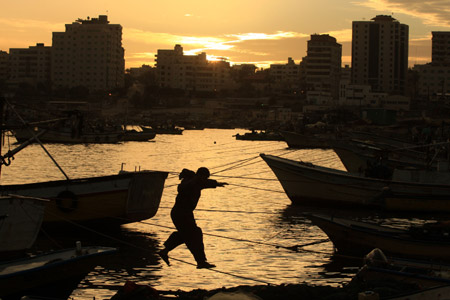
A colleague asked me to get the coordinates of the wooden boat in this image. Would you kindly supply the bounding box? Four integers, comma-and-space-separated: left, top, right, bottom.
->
121, 129, 156, 141
235, 131, 284, 141
353, 248, 450, 290
260, 153, 450, 212
141, 125, 183, 135
0, 195, 46, 258
13, 127, 123, 144
0, 170, 168, 227
0, 244, 116, 300
307, 214, 450, 261
279, 131, 333, 149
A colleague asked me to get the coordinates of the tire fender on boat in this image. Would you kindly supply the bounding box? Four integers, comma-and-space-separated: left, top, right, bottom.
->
55, 190, 78, 213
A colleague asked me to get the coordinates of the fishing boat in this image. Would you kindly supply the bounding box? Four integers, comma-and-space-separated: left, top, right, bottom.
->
141, 125, 183, 135
0, 195, 46, 258
306, 214, 450, 261
13, 127, 123, 144
1, 99, 168, 227
353, 249, 450, 290
0, 170, 168, 227
0, 243, 116, 300
121, 128, 156, 141
235, 130, 284, 141
260, 153, 450, 212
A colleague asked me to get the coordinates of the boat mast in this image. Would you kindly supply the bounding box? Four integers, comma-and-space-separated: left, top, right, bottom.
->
0, 97, 70, 181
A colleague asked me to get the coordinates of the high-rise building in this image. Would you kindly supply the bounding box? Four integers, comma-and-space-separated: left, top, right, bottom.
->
155, 44, 232, 92
413, 31, 450, 100
302, 34, 342, 99
51, 15, 125, 92
351, 15, 409, 95
432, 31, 450, 66
9, 43, 51, 87
0, 50, 9, 82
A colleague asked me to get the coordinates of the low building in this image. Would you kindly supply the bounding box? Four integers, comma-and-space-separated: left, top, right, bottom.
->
269, 57, 301, 92
413, 64, 450, 100
155, 44, 233, 92
8, 43, 51, 87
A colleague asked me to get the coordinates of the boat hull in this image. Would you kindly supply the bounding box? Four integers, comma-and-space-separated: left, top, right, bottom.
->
308, 214, 450, 261
0, 196, 45, 255
0, 246, 116, 300
13, 128, 122, 144
260, 154, 450, 212
0, 171, 168, 226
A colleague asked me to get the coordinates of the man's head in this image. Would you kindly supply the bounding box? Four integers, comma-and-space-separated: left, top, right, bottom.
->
196, 167, 210, 179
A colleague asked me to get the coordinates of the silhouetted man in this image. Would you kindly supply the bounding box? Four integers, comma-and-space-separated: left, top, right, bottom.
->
159, 167, 227, 269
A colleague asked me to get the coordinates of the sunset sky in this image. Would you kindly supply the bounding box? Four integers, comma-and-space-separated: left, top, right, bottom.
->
1, 0, 449, 69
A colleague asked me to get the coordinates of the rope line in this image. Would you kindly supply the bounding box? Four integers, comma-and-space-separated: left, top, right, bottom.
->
158, 206, 280, 215
226, 183, 286, 193
116, 217, 331, 254
162, 255, 273, 285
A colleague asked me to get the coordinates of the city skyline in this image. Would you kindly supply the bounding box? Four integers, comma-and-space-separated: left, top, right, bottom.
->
1, 0, 449, 69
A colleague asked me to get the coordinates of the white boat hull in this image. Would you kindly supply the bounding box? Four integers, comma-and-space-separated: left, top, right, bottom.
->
260, 154, 450, 211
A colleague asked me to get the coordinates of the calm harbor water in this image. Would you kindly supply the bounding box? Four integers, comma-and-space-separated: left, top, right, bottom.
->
0, 129, 436, 299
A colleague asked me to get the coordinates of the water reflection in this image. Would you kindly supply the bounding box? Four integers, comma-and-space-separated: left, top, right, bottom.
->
4, 129, 450, 299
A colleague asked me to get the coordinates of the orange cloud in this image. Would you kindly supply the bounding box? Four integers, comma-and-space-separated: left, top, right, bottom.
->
354, 0, 450, 27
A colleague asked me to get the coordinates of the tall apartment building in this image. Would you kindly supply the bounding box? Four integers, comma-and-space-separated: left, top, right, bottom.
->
432, 31, 450, 66
302, 34, 342, 99
414, 31, 450, 100
351, 15, 409, 95
155, 44, 232, 92
8, 43, 51, 87
52, 15, 125, 92
0, 50, 9, 82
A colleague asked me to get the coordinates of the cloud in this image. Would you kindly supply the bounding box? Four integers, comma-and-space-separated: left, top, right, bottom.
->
354, 0, 450, 27
0, 17, 61, 32
123, 28, 311, 66
227, 31, 309, 42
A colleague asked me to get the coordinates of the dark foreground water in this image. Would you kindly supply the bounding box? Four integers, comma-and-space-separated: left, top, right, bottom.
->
0, 129, 440, 299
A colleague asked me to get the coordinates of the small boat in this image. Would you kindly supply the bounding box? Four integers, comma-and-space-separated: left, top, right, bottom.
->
260, 153, 450, 212
1, 102, 168, 228
279, 131, 333, 149
235, 130, 284, 141
307, 214, 450, 261
121, 129, 156, 141
141, 125, 183, 135
0, 243, 117, 300
0, 195, 46, 258
0, 170, 168, 227
13, 127, 123, 144
353, 249, 450, 290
